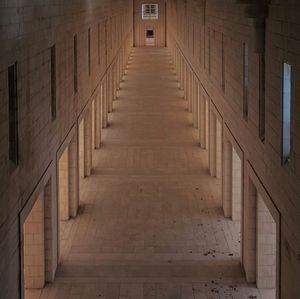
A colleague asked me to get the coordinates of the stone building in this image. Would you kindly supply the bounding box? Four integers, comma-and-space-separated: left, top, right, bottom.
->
0, 0, 299, 298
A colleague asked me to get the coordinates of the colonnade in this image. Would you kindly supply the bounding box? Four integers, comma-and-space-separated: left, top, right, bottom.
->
20, 41, 132, 295
170, 42, 279, 294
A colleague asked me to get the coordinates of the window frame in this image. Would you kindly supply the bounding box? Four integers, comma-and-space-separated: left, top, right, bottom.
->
281, 61, 292, 166
243, 42, 249, 120
74, 34, 78, 94
50, 44, 57, 121
8, 61, 19, 166
142, 4, 159, 20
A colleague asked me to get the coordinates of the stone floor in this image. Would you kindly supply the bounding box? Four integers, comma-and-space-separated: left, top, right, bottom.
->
25, 48, 274, 299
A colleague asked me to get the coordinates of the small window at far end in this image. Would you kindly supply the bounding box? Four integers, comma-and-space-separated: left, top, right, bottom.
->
142, 4, 159, 20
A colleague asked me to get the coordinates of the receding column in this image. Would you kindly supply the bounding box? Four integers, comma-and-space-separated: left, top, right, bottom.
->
194, 81, 199, 128
78, 120, 84, 179
44, 178, 57, 283
102, 81, 108, 128
84, 107, 92, 177
216, 119, 222, 179
182, 63, 185, 97
209, 111, 216, 177
185, 65, 188, 100
91, 99, 95, 149
182, 58, 185, 90
113, 64, 117, 100
256, 194, 277, 289
108, 69, 113, 113
243, 177, 257, 283
222, 137, 233, 218
116, 58, 120, 90
232, 147, 242, 221
178, 54, 182, 89
94, 91, 101, 149
200, 95, 206, 148
23, 193, 45, 289
188, 71, 192, 113
190, 74, 194, 115
68, 134, 79, 218
58, 147, 69, 221
205, 99, 209, 150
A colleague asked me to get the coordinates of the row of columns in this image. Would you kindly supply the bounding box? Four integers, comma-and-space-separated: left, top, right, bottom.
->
21, 42, 132, 292
171, 43, 279, 294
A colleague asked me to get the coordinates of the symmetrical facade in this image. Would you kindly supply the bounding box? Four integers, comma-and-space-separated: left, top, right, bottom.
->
0, 0, 299, 298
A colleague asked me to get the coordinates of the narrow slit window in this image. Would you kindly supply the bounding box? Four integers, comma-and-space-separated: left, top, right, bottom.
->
282, 62, 292, 164
74, 35, 78, 93
243, 43, 249, 119
222, 33, 225, 92
50, 45, 56, 120
88, 28, 91, 76
98, 24, 100, 65
199, 27, 202, 64
142, 4, 159, 20
208, 28, 211, 74
259, 54, 266, 141
192, 24, 195, 57
8, 62, 19, 165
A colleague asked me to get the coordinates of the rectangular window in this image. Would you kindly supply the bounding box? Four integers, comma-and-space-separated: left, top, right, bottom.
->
142, 4, 159, 20
50, 45, 56, 120
221, 33, 225, 92
192, 23, 195, 56
208, 28, 211, 74
282, 62, 292, 164
8, 62, 19, 165
98, 24, 100, 65
199, 27, 203, 65
259, 54, 266, 141
243, 43, 249, 119
74, 35, 78, 93
88, 28, 91, 76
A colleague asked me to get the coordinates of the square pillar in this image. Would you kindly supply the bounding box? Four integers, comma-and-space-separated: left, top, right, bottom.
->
102, 81, 108, 128
23, 193, 45, 289
190, 74, 194, 115
232, 147, 242, 221
194, 81, 199, 128
216, 119, 223, 179
188, 70, 192, 113
209, 111, 216, 177
108, 70, 113, 113
58, 147, 69, 221
44, 178, 57, 282
256, 193, 277, 289
84, 107, 92, 177
91, 100, 95, 149
94, 91, 102, 149
68, 134, 79, 218
222, 137, 232, 218
243, 177, 257, 283
199, 94, 206, 149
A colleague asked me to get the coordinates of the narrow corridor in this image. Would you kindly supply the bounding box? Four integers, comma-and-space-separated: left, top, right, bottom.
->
27, 48, 268, 299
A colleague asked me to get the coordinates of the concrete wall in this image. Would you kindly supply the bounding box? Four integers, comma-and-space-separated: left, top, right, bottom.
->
167, 0, 300, 297
134, 0, 166, 47
0, 1, 133, 298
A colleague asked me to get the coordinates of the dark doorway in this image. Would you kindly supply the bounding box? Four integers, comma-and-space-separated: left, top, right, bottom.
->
146, 30, 154, 38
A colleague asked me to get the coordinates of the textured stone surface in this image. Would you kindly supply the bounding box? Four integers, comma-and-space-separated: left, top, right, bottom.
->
26, 48, 270, 298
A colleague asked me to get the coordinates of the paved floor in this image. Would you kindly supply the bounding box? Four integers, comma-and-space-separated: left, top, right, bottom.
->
26, 48, 274, 299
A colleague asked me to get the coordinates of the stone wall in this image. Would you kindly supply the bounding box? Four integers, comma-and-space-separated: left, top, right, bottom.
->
167, 0, 300, 297
0, 1, 133, 298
